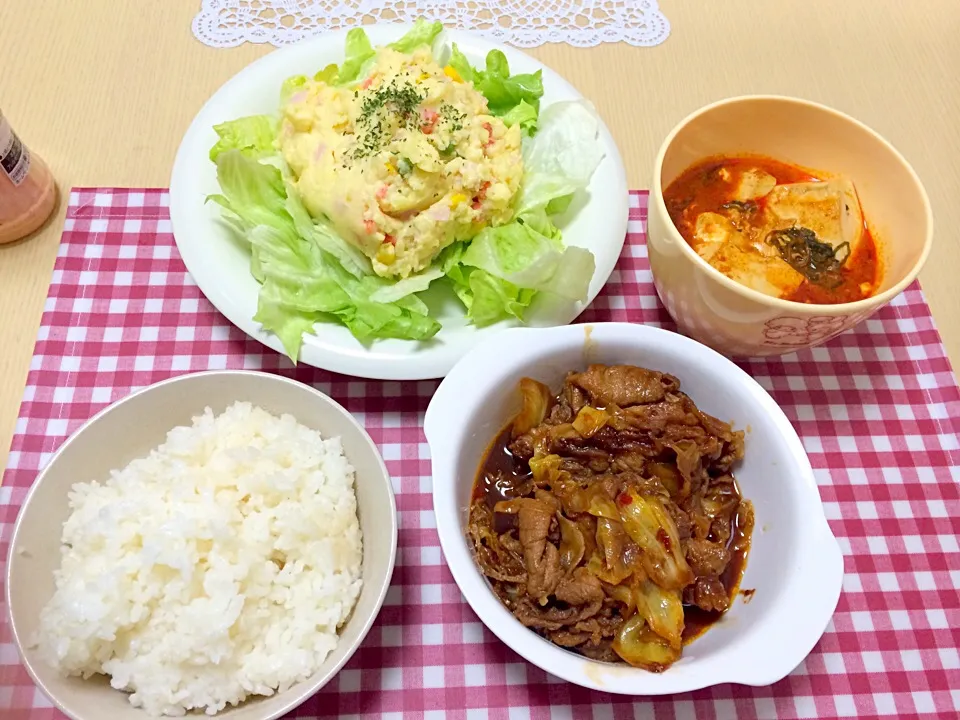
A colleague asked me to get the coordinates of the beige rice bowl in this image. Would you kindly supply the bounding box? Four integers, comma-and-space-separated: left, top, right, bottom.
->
33, 402, 364, 716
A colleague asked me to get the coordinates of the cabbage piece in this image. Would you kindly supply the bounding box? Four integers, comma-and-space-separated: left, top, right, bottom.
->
572, 406, 609, 437
695, 475, 741, 541
547, 423, 578, 443
617, 488, 694, 591
603, 403, 633, 432
512, 378, 552, 436
635, 580, 684, 650
520, 424, 575, 463
669, 440, 700, 500
578, 514, 598, 559
494, 490, 558, 513
558, 483, 619, 521
557, 514, 585, 571
529, 453, 565, 486
603, 583, 636, 616
701, 477, 740, 519
612, 614, 681, 671
586, 552, 632, 586
588, 518, 640, 585
468, 502, 527, 584
646, 461, 684, 499
588, 494, 621, 521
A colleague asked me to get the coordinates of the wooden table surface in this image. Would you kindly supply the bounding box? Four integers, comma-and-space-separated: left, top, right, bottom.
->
1, 0, 958, 467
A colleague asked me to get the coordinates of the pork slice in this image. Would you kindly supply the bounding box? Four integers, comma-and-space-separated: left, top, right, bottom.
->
569, 365, 680, 408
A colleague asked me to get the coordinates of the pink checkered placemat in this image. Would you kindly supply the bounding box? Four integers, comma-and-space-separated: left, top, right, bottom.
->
1, 188, 959, 720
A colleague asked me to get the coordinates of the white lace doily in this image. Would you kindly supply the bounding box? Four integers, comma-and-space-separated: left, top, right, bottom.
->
192, 1, 671, 49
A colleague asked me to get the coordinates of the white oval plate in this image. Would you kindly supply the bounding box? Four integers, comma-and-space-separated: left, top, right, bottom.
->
170, 24, 628, 380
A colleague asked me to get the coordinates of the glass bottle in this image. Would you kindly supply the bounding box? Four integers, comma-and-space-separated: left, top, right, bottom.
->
0, 110, 57, 244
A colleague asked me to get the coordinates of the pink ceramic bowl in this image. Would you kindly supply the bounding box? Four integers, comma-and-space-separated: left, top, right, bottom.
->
647, 95, 933, 357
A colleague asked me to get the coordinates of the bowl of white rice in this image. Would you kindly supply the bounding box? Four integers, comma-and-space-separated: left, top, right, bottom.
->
5, 370, 397, 719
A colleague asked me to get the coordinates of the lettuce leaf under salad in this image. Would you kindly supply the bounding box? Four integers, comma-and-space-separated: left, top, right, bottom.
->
209, 115, 277, 162
209, 151, 440, 357
205, 19, 605, 361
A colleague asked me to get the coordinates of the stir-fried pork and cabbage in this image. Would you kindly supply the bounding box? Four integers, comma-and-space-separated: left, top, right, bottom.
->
467, 364, 754, 671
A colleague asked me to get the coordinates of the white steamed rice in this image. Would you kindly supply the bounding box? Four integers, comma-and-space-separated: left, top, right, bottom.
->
35, 401, 363, 716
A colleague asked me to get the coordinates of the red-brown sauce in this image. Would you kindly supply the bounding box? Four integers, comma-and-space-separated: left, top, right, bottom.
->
473, 423, 752, 645
663, 156, 880, 305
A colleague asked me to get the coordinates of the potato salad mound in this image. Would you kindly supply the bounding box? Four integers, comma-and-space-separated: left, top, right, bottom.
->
280, 46, 524, 279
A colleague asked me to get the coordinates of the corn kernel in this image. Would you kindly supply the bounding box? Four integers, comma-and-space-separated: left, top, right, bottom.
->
385, 161, 397, 175
416, 71, 430, 84
450, 193, 467, 208
376, 243, 396, 265
443, 66, 462, 83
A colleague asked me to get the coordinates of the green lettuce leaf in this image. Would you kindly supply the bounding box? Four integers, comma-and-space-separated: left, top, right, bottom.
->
449, 44, 544, 121
442, 264, 534, 326
437, 242, 534, 325
499, 100, 539, 135
517, 100, 605, 216
451, 100, 605, 307
477, 50, 544, 115
437, 102, 604, 321
280, 75, 309, 104
394, 292, 430, 317
283, 182, 372, 279
209, 115, 277, 162
461, 214, 595, 302
389, 18, 444, 53
338, 28, 376, 84
448, 44, 475, 84
314, 63, 339, 84
463, 269, 536, 325
254, 285, 325, 360
207, 150, 440, 359
281, 64, 339, 104
207, 151, 289, 231
370, 266, 444, 304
